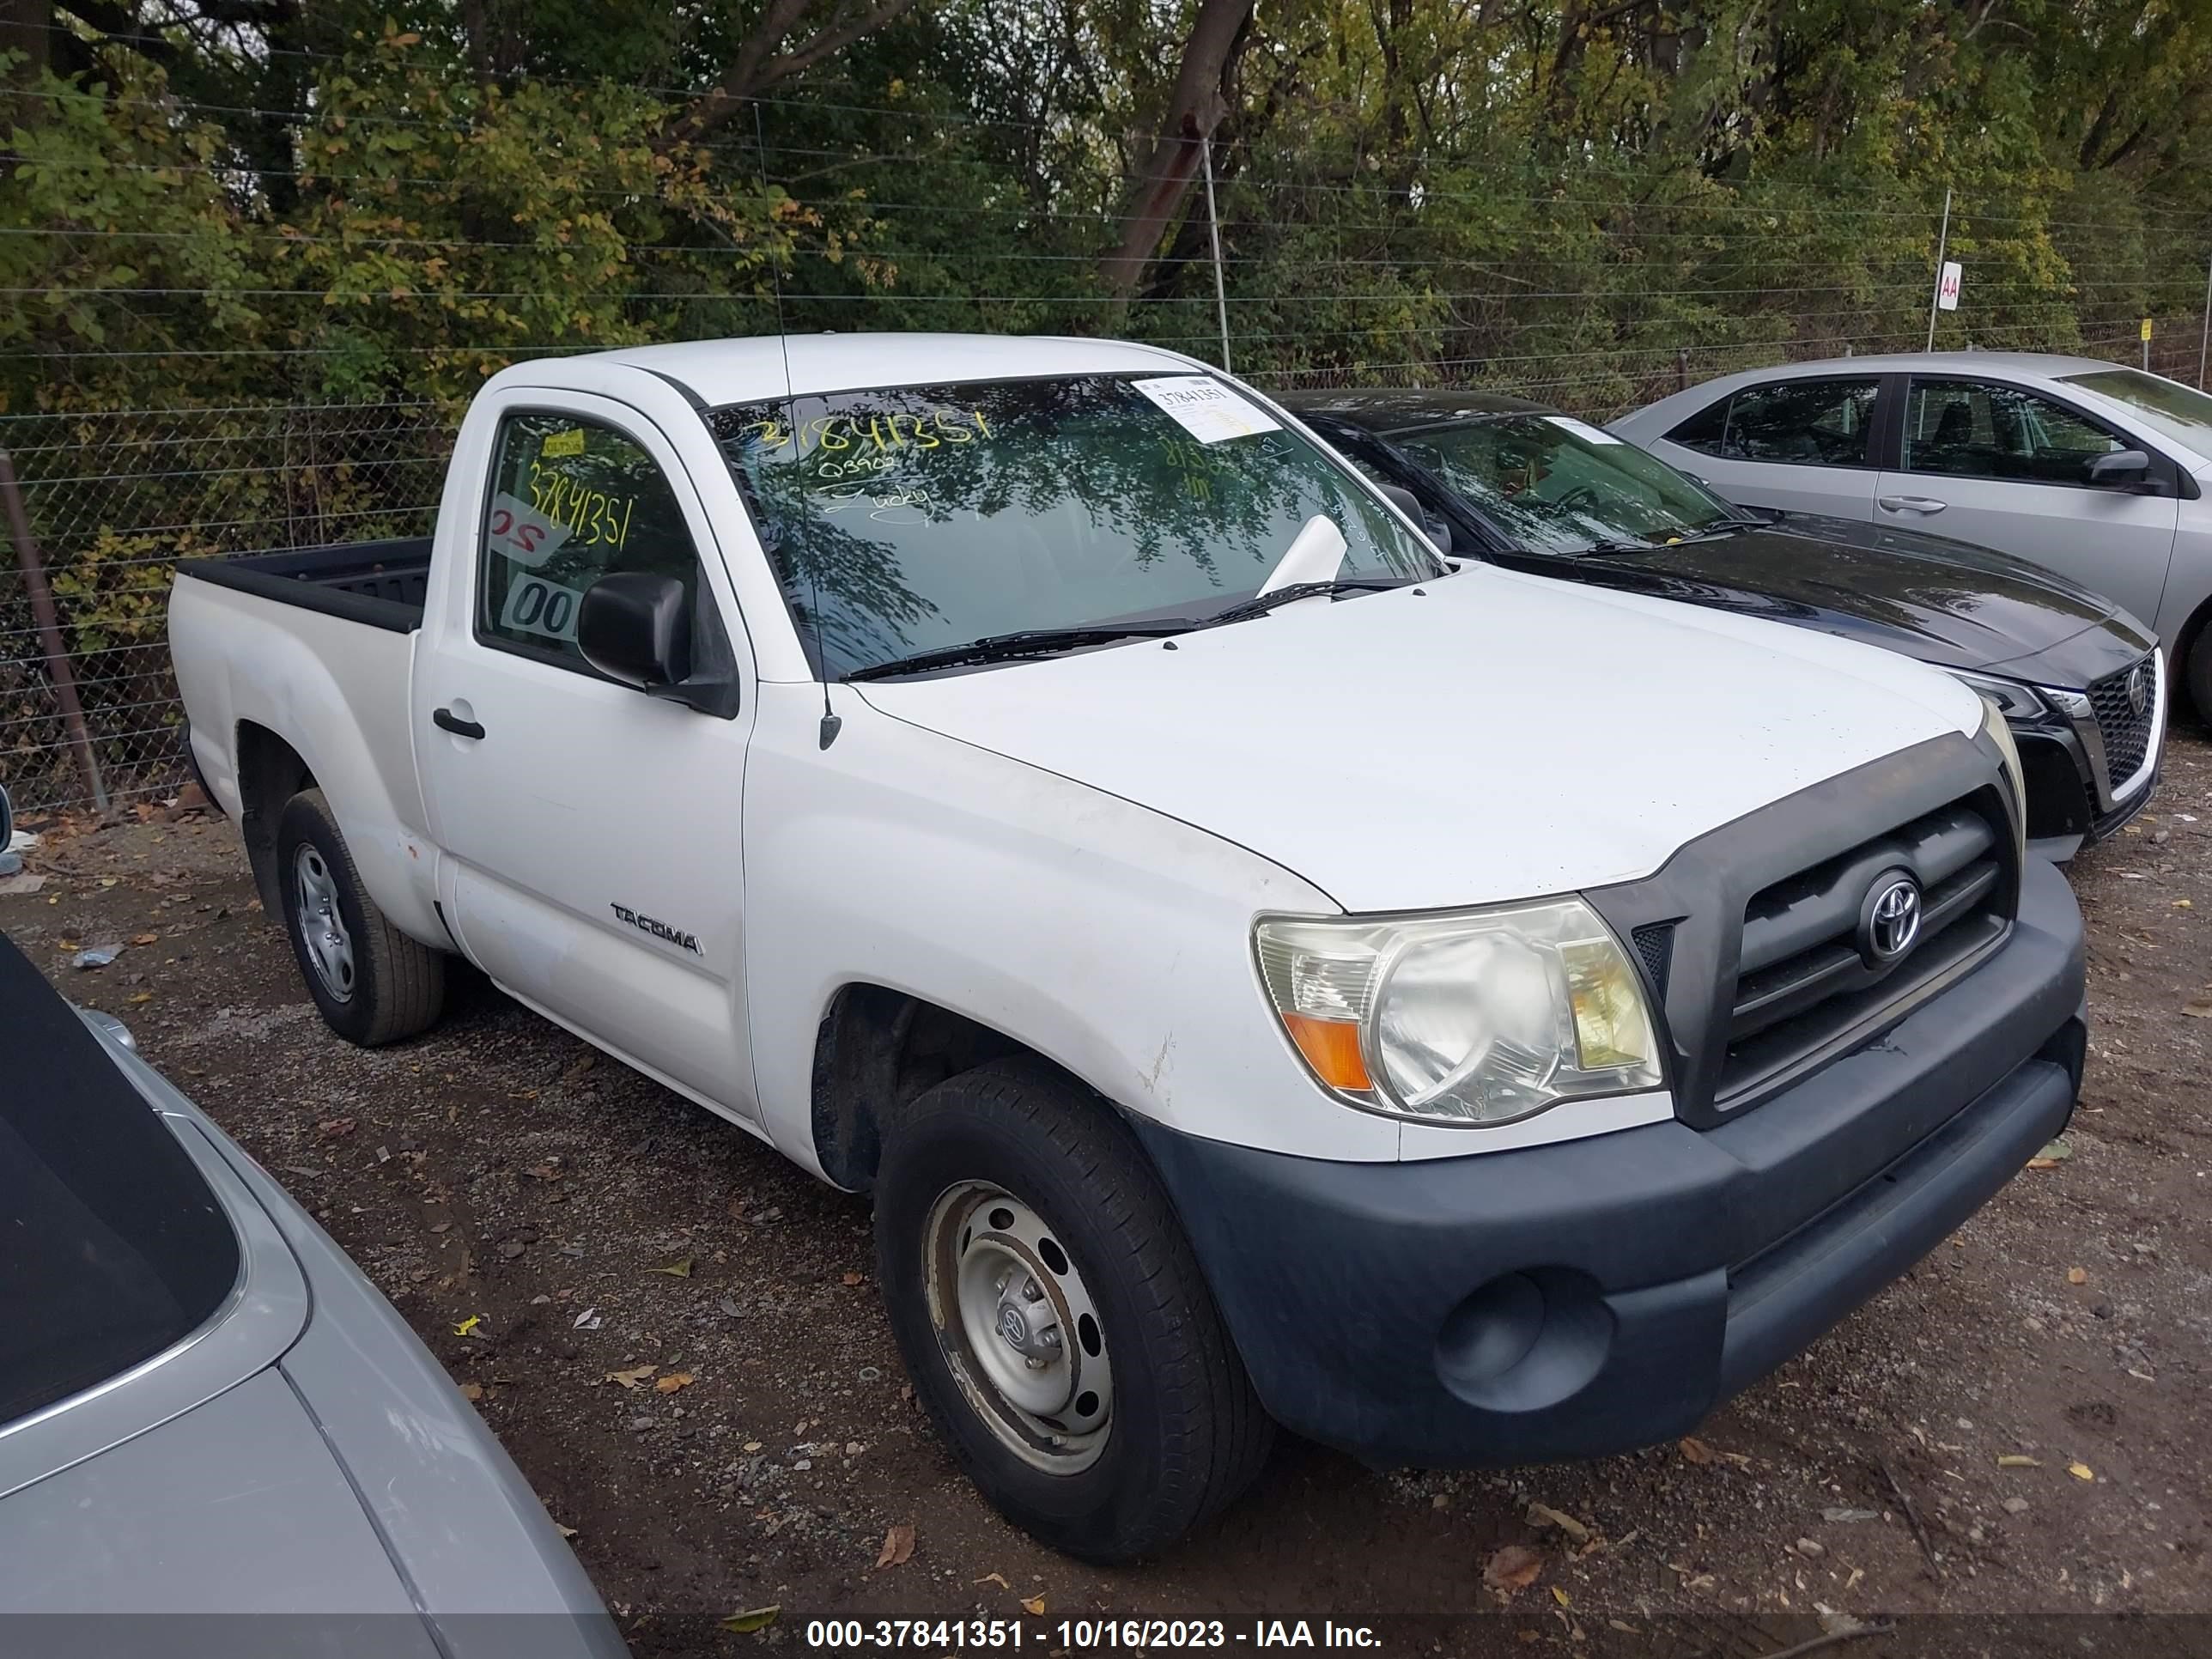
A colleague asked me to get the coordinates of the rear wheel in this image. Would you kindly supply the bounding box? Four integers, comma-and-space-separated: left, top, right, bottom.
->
276, 788, 445, 1045
873, 1058, 1273, 1562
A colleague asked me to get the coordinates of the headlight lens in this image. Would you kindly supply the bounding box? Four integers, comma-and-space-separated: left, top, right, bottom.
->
1949, 669, 2047, 721
1255, 898, 1662, 1125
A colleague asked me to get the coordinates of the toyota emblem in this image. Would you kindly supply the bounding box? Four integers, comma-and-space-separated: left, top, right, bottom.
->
1860, 872, 1923, 964
2126, 664, 2149, 718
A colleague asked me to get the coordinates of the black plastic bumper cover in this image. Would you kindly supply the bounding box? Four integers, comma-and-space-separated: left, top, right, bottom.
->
1136, 857, 2086, 1468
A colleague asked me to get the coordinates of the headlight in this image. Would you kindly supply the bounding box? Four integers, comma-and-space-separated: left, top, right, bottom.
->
1254, 898, 1662, 1126
1948, 669, 2047, 721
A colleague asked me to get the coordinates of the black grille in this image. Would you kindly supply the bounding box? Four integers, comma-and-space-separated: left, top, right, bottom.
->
2087, 656, 2158, 790
1632, 922, 1674, 997
1716, 798, 2013, 1106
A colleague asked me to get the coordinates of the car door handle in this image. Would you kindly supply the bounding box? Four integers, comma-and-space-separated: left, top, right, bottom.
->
433, 707, 486, 740
1877, 495, 1948, 514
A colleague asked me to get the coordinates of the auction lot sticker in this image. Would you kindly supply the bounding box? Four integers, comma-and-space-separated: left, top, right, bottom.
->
1132, 376, 1283, 444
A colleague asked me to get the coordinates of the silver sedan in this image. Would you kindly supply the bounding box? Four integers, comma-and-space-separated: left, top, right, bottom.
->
1613, 352, 2212, 721
0, 860, 627, 1659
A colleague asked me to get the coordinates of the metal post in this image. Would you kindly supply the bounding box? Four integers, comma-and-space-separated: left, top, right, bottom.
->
0, 448, 108, 813
1675, 347, 1687, 392
2142, 319, 2152, 374
1925, 185, 1953, 353
1200, 131, 1231, 375
2198, 250, 2211, 388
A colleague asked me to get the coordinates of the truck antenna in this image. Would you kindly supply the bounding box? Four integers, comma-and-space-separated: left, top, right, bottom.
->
754, 101, 840, 750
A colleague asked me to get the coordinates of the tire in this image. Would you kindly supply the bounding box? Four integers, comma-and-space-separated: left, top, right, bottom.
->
275, 787, 445, 1046
2185, 628, 2212, 729
873, 1057, 1273, 1562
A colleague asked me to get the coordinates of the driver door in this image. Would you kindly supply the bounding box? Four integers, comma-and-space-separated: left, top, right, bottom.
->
1873, 377, 2179, 628
413, 393, 760, 1117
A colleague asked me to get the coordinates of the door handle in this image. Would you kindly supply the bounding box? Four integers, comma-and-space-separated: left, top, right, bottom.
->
433, 707, 486, 740
1877, 495, 1948, 514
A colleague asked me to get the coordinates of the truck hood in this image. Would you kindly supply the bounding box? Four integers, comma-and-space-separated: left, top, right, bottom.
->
1547, 514, 2130, 680
854, 563, 1983, 913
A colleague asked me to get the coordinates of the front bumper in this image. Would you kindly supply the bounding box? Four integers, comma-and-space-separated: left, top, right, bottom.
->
1136, 856, 2085, 1468
2015, 724, 2155, 857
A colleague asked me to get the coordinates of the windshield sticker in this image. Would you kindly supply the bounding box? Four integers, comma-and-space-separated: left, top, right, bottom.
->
526, 465, 640, 552
540, 428, 586, 459
1132, 376, 1282, 445
1544, 415, 1625, 446
485, 491, 573, 568
497, 571, 586, 642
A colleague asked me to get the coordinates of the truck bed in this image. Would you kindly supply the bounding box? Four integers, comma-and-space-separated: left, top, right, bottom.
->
175, 538, 433, 634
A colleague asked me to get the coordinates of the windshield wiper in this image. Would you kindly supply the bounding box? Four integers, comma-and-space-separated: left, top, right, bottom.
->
842, 622, 1197, 681
1201, 577, 1410, 629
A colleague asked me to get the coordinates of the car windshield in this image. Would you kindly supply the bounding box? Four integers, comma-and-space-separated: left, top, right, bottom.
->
2059, 368, 2212, 458
2, 934, 240, 1430
708, 374, 1441, 678
1394, 414, 1740, 556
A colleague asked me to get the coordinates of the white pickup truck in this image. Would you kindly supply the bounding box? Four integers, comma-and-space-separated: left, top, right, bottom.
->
171, 334, 2088, 1562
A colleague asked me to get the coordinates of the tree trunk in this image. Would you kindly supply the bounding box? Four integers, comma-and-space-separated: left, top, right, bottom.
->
1099, 0, 1255, 302
1, 0, 52, 91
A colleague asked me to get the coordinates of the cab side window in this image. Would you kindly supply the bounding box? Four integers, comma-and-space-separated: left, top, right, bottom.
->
1669, 378, 1880, 467
1901, 380, 2126, 486
478, 412, 702, 666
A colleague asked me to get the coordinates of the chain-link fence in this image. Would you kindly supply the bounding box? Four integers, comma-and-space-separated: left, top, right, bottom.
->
2, 400, 451, 812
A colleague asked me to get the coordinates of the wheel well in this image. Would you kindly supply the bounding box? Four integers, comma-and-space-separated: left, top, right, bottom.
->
2173, 592, 2212, 723
810, 986, 1029, 1191
234, 720, 315, 915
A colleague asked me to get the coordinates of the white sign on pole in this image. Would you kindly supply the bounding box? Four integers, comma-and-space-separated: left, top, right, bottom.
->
1936, 260, 1963, 312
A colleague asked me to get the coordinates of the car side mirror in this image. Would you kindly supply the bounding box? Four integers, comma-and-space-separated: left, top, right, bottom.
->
0, 782, 13, 860
1378, 483, 1454, 556
2086, 448, 2158, 492
580, 572, 691, 689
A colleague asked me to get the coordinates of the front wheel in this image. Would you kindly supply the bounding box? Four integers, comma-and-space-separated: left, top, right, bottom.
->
2185, 628, 2212, 728
276, 787, 445, 1046
873, 1058, 1273, 1562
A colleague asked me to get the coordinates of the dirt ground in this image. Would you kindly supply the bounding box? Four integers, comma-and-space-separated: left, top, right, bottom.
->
6, 738, 2210, 1655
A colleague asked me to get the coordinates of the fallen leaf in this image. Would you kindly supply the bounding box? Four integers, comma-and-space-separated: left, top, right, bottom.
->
876, 1523, 915, 1568
562, 1053, 598, 1080
1997, 1455, 2042, 1468
131, 933, 158, 945
1551, 1587, 1571, 1608
554, 1522, 579, 1540
648, 1257, 694, 1278
1021, 1595, 1047, 1616
2068, 1267, 2088, 1285
318, 1116, 357, 1139
127, 991, 152, 1004
452, 1315, 483, 1338
605, 1364, 658, 1389
973, 1572, 1011, 1591
2185, 1000, 2212, 1018
1526, 1502, 1592, 1543
842, 1272, 866, 1287
1678, 1436, 1716, 1465
458, 1382, 484, 1402
2069, 1462, 2094, 1481
654, 1371, 696, 1394
1483, 1543, 1544, 1595
2032, 1137, 2073, 1163
720, 1606, 780, 1634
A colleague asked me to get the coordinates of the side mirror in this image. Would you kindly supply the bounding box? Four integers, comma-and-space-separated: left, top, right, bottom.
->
579, 572, 691, 690
0, 782, 14, 862
1378, 483, 1454, 556
2086, 448, 2155, 491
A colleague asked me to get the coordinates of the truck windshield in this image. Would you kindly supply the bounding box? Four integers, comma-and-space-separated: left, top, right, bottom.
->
1395, 415, 1742, 556
708, 374, 1441, 678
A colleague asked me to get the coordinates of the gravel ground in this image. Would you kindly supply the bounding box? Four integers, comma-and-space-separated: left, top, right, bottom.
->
6, 738, 2209, 1654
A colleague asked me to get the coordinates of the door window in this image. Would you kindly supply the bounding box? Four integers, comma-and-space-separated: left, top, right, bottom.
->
1668, 377, 1880, 467
478, 411, 703, 665
1901, 380, 2127, 485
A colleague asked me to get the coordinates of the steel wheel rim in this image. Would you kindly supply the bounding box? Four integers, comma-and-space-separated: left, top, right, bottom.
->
922, 1181, 1114, 1474
292, 844, 356, 1004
